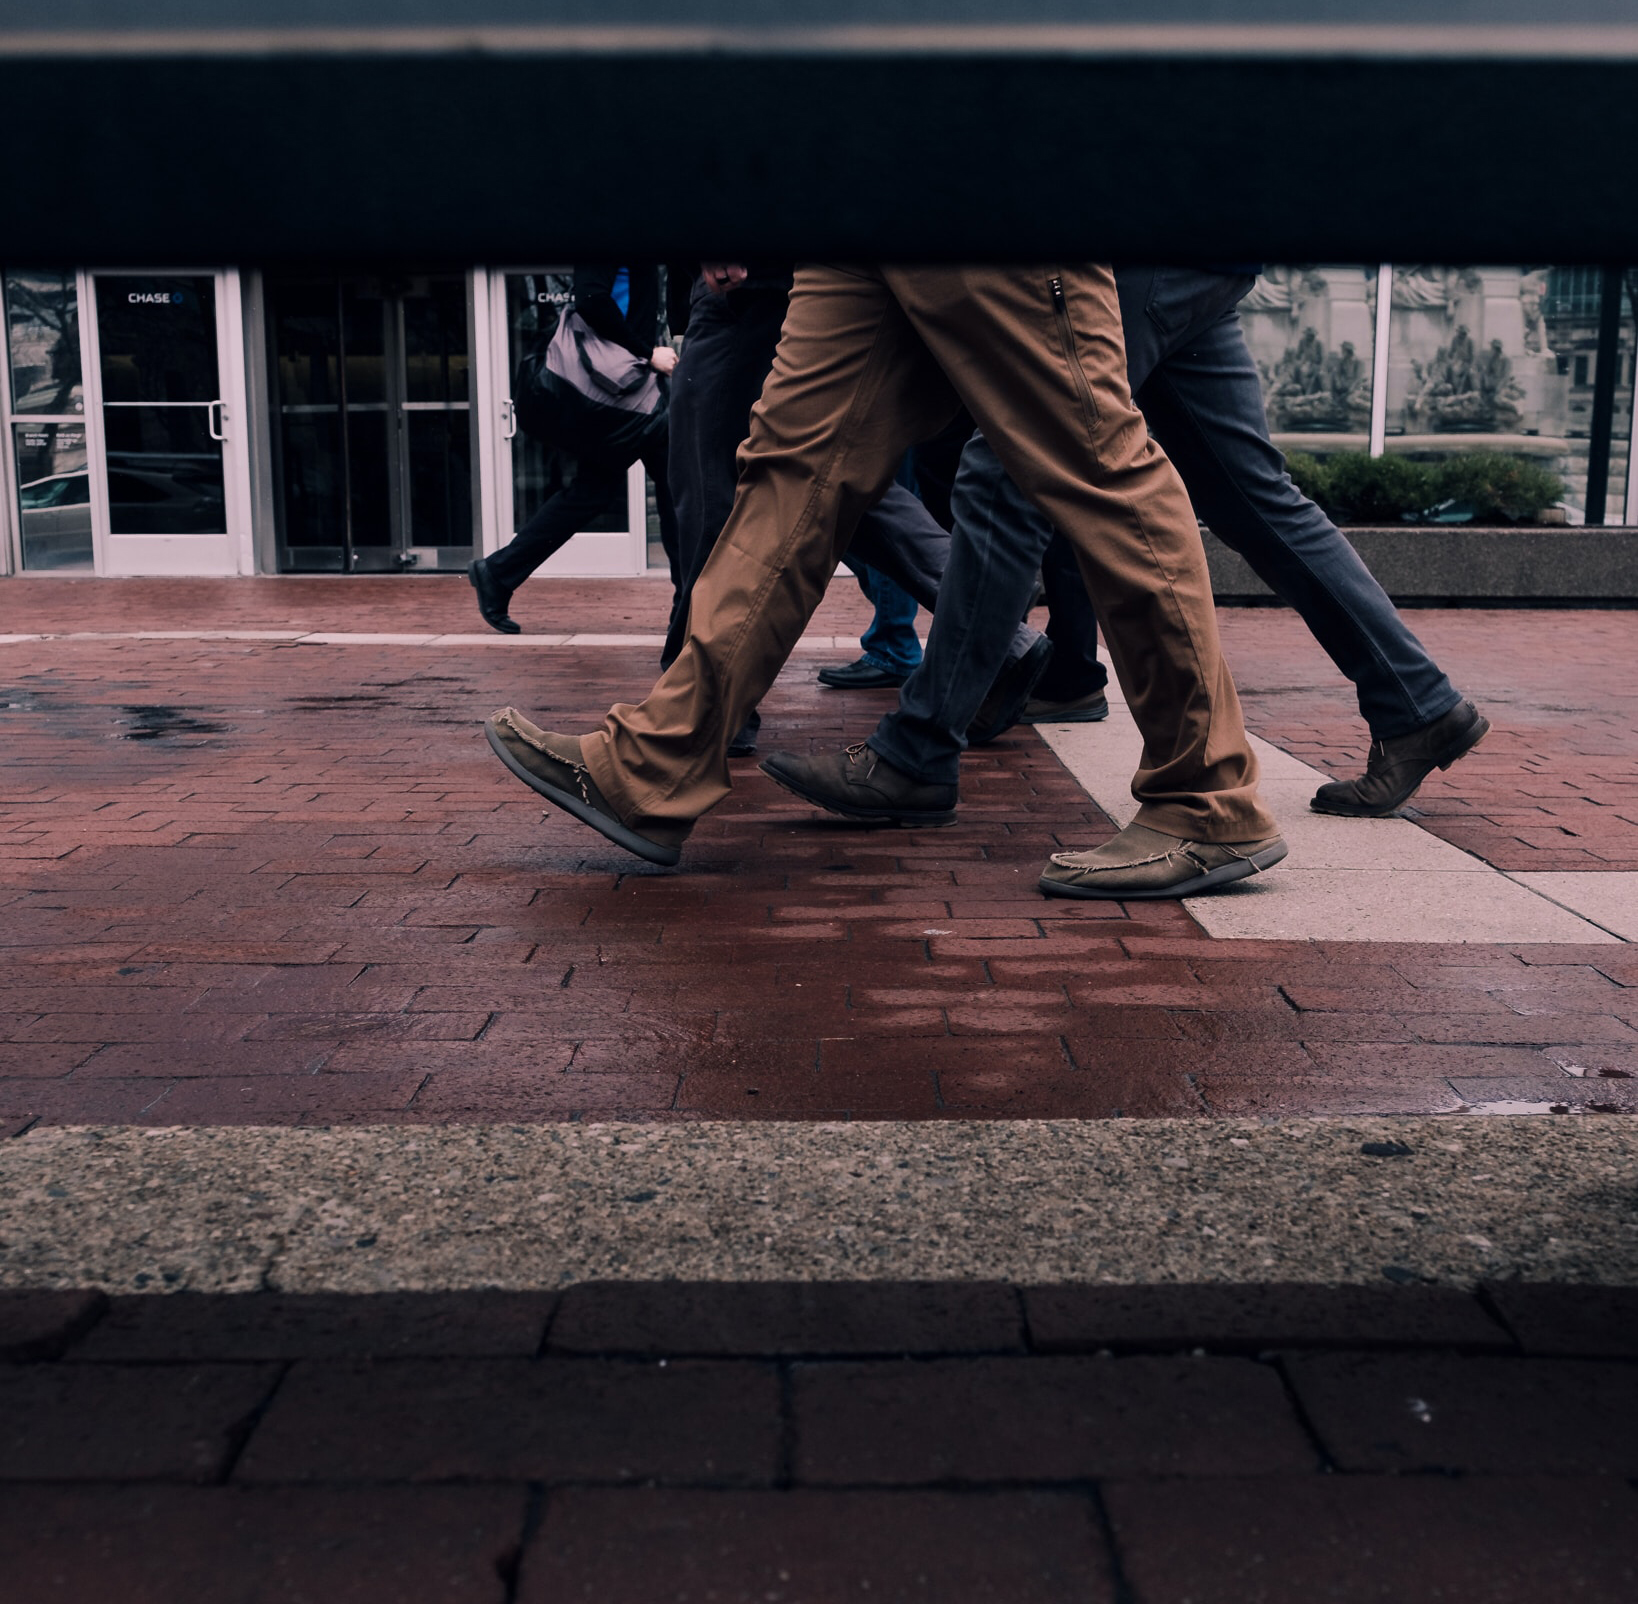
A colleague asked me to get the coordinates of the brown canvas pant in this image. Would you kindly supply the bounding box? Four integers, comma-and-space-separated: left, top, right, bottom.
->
581, 264, 1276, 843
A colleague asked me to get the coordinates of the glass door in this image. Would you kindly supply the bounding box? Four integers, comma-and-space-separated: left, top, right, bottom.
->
266, 272, 475, 572
90, 271, 251, 574
480, 268, 647, 577
2, 269, 93, 571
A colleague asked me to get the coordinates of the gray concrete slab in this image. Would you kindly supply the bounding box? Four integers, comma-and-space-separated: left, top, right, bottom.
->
1036, 698, 1622, 944
2, 1119, 1632, 1295
1508, 873, 1638, 941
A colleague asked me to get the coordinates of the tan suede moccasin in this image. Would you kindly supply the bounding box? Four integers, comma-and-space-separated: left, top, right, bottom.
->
484, 708, 686, 867
1039, 820, 1287, 901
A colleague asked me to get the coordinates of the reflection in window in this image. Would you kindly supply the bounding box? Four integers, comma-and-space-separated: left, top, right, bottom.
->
4, 270, 84, 416
1243, 267, 1376, 442
504, 272, 626, 536
12, 421, 93, 569
402, 276, 470, 405
101, 406, 227, 535
1247, 265, 1636, 525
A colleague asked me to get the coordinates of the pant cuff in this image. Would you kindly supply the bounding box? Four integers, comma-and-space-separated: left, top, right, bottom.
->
867, 723, 960, 788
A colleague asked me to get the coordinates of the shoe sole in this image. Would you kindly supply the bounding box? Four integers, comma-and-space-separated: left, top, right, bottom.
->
485, 722, 681, 866
1309, 714, 1491, 818
1039, 836, 1288, 900
759, 759, 957, 828
468, 563, 521, 635
1020, 705, 1110, 725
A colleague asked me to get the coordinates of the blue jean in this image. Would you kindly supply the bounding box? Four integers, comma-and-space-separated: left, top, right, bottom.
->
870, 268, 1461, 786
852, 560, 923, 675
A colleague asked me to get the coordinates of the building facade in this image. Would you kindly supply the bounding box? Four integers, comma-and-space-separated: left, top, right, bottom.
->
0, 267, 648, 581
3, 264, 1635, 581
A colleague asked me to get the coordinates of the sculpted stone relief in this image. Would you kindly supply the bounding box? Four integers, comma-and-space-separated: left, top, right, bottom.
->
1242, 265, 1568, 440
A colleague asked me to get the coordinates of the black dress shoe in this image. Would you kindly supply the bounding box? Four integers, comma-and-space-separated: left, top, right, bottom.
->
816, 657, 909, 690
760, 743, 958, 826
1311, 698, 1490, 817
469, 558, 521, 635
967, 634, 1055, 746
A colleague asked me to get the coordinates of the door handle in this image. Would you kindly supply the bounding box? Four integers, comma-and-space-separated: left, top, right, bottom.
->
502, 398, 517, 441
207, 400, 226, 441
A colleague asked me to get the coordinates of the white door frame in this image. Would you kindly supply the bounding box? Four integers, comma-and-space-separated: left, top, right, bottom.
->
86, 267, 253, 576
480, 267, 647, 576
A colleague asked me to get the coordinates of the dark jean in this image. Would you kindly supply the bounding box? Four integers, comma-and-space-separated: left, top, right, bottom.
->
869, 268, 1461, 786
852, 560, 924, 675
662, 279, 1040, 677
486, 422, 674, 594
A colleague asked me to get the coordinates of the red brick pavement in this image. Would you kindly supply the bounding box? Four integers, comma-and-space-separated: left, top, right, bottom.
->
1219, 607, 1638, 872
0, 578, 1635, 1127
0, 1282, 1634, 1604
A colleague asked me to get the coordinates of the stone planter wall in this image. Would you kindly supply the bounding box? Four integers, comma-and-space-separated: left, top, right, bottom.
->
1205, 526, 1638, 605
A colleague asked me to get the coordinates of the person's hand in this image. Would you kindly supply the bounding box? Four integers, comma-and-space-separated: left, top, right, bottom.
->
650, 345, 679, 376
700, 262, 749, 295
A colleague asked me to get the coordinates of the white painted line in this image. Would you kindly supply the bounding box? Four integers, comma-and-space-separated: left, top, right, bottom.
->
0, 628, 869, 651
1036, 691, 1622, 944
133, 629, 307, 641
424, 632, 572, 646
295, 631, 441, 645
558, 632, 668, 647
1507, 872, 1638, 941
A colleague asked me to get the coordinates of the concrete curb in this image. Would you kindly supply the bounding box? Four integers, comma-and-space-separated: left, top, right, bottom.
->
3, 1118, 1634, 1295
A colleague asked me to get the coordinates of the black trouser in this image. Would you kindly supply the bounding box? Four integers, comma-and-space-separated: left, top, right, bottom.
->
487, 421, 675, 594
1031, 532, 1110, 702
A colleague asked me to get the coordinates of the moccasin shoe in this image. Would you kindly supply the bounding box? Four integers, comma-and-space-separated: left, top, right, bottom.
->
1021, 688, 1110, 724
485, 708, 686, 866
1039, 821, 1287, 900
1311, 698, 1490, 817
760, 742, 958, 826
967, 634, 1054, 746
468, 558, 521, 634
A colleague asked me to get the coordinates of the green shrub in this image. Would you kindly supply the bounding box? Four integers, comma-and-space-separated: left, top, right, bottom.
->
1284, 450, 1331, 508
1320, 453, 1437, 523
1429, 451, 1564, 523
1282, 448, 1563, 524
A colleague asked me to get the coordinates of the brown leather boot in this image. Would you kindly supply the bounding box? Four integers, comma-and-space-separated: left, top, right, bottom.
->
759, 742, 958, 826
1311, 699, 1490, 818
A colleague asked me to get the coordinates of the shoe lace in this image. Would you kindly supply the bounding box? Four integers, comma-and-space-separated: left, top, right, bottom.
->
844, 740, 870, 765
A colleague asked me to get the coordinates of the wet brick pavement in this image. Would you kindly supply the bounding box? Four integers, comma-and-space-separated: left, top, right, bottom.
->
2, 579, 1636, 1128
1, 1281, 1634, 1603
3, 579, 1637, 1599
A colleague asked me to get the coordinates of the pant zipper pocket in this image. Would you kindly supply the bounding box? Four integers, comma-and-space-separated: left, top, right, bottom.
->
1050, 274, 1100, 428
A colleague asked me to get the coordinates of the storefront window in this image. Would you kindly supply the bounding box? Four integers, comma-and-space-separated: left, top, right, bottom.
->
5, 269, 93, 569
11, 420, 92, 570
1243, 267, 1378, 448
1249, 264, 1637, 525
5, 269, 84, 417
